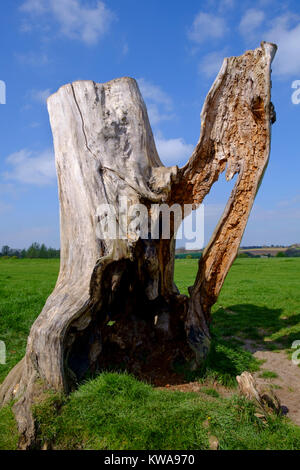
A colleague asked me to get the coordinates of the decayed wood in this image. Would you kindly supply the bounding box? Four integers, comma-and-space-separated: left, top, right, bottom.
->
0, 42, 276, 449
172, 42, 277, 361
237, 371, 282, 418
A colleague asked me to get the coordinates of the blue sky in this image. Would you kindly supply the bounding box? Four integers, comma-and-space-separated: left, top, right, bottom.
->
0, 0, 300, 249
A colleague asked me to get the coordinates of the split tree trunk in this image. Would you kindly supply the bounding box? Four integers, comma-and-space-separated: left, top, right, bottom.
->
0, 42, 276, 449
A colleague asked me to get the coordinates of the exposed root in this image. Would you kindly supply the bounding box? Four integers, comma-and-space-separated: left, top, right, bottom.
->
0, 357, 25, 406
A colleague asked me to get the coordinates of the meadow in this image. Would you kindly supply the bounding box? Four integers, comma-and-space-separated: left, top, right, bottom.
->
0, 257, 300, 450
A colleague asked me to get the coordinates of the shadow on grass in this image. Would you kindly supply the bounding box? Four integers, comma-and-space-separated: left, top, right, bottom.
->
212, 304, 300, 352
175, 304, 300, 387
175, 335, 260, 388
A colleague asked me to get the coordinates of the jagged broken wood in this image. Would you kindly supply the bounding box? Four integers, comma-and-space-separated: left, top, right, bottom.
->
237, 371, 282, 418
0, 42, 277, 449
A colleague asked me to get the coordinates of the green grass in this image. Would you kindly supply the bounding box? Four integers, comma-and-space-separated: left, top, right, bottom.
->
174, 258, 300, 385
0, 402, 18, 450
33, 372, 300, 450
259, 370, 279, 379
1, 257, 300, 450
173, 336, 260, 387
0, 258, 59, 383
175, 258, 300, 349
201, 388, 220, 398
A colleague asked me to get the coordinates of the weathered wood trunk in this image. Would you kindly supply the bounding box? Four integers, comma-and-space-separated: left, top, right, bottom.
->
237, 372, 282, 418
0, 42, 276, 449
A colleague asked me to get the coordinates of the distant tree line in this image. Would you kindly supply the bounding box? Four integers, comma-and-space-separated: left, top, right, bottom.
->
0, 243, 60, 259
2, 244, 299, 260
241, 245, 287, 249
175, 252, 202, 259
276, 248, 300, 258
238, 248, 300, 259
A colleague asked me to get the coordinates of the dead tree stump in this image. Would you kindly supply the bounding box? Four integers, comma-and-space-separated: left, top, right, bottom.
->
0, 42, 277, 449
237, 371, 282, 418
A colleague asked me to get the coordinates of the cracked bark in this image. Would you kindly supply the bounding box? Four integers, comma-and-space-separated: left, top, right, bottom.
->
0, 42, 276, 449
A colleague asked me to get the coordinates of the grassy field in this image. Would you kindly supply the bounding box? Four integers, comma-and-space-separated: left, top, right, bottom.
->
176, 257, 300, 349
0, 259, 59, 383
1, 257, 300, 450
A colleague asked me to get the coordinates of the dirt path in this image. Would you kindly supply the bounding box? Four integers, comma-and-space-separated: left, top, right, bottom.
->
157, 381, 232, 398
253, 350, 300, 426
237, 337, 300, 426
157, 346, 300, 427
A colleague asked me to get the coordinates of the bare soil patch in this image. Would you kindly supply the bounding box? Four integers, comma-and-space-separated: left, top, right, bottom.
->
253, 350, 300, 425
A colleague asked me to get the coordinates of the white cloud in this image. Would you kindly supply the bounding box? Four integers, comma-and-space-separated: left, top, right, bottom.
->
137, 81, 192, 165
188, 12, 227, 44
138, 78, 172, 109
198, 50, 225, 78
137, 78, 174, 125
16, 51, 49, 66
154, 134, 194, 167
21, 0, 47, 14
239, 9, 265, 36
20, 21, 33, 33
29, 122, 41, 128
264, 14, 300, 76
122, 42, 129, 56
146, 104, 174, 125
20, 0, 115, 45
3, 149, 56, 186
30, 88, 52, 104
219, 0, 235, 9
